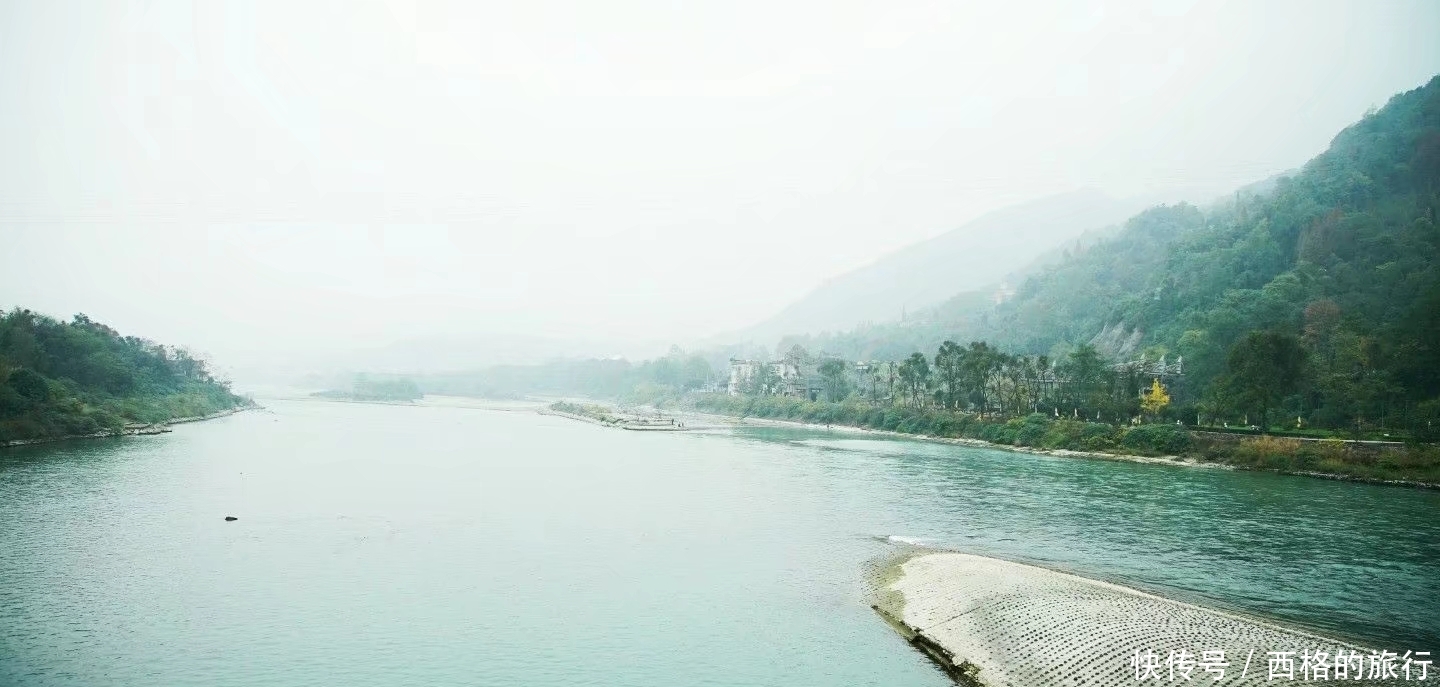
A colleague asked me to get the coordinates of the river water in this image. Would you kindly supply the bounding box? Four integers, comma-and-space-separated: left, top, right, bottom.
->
1, 399, 1436, 686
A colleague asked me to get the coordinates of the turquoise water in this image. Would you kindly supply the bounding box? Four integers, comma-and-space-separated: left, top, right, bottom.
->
1, 400, 1436, 686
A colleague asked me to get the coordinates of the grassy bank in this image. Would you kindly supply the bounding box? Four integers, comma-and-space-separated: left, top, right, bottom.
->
689, 395, 1440, 486
0, 388, 248, 445
1189, 434, 1440, 484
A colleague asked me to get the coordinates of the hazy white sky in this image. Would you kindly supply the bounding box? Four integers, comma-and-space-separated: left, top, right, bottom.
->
2, 0, 1438, 372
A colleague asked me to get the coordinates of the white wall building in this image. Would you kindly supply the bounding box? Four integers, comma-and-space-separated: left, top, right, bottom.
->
727, 358, 799, 395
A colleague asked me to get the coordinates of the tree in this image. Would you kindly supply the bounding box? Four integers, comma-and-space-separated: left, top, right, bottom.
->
5, 368, 49, 404
1140, 378, 1171, 418
743, 362, 781, 396
961, 341, 998, 415
897, 352, 931, 406
817, 359, 849, 402
1029, 355, 1052, 410
1059, 344, 1108, 417
682, 356, 714, 391
985, 351, 1013, 415
865, 364, 884, 403
1302, 299, 1342, 372
933, 341, 966, 409
1215, 331, 1307, 429
782, 345, 810, 370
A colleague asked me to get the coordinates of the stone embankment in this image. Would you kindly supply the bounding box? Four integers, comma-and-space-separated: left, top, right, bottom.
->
540, 404, 696, 431
875, 552, 1392, 687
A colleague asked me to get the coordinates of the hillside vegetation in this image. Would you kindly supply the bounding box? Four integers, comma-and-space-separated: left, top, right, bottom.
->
994, 75, 1440, 433
791, 75, 1440, 436
0, 309, 245, 443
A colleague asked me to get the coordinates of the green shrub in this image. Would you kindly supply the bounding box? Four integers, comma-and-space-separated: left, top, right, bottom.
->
1013, 414, 1051, 447
881, 410, 904, 431
1120, 423, 1193, 454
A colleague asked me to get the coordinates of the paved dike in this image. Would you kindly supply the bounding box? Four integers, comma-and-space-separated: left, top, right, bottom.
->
875, 552, 1398, 686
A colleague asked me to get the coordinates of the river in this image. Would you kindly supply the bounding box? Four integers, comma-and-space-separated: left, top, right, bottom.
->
1, 398, 1436, 686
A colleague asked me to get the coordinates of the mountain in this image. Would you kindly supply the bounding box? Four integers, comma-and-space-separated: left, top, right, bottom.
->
732, 189, 1142, 345
971, 74, 1440, 429
763, 74, 1440, 433
764, 177, 1306, 363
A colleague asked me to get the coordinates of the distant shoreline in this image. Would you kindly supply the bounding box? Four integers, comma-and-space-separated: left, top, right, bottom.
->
662, 406, 1440, 490
305, 396, 419, 407
1, 404, 255, 449
672, 406, 1209, 462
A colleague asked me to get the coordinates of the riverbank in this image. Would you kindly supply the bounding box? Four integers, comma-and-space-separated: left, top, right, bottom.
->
164, 404, 255, 424
668, 406, 1235, 469
306, 396, 418, 407
873, 550, 1380, 687
680, 397, 1440, 488
1, 403, 256, 448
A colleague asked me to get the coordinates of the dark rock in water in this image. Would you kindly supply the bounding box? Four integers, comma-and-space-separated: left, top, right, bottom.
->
224, 516, 238, 521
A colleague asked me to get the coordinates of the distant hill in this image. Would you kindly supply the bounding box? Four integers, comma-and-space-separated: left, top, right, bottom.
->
731, 189, 1142, 345
238, 332, 663, 388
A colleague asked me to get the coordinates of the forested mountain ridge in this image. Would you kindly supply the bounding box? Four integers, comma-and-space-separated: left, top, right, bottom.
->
982, 74, 1440, 430
757, 75, 1440, 433
0, 309, 246, 443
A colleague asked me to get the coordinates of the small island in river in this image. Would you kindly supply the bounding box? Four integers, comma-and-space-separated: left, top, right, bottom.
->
312, 374, 424, 403
543, 401, 692, 430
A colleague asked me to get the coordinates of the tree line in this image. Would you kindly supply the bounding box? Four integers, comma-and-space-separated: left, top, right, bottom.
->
743, 342, 1160, 425
743, 324, 1420, 439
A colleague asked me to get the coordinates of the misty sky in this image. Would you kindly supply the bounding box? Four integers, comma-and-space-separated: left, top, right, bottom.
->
2, 1, 1438, 374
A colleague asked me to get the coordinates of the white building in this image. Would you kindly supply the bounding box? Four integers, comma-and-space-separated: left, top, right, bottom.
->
727, 358, 799, 396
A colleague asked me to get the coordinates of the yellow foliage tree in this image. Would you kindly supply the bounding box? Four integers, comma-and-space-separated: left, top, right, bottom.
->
1140, 378, 1171, 417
